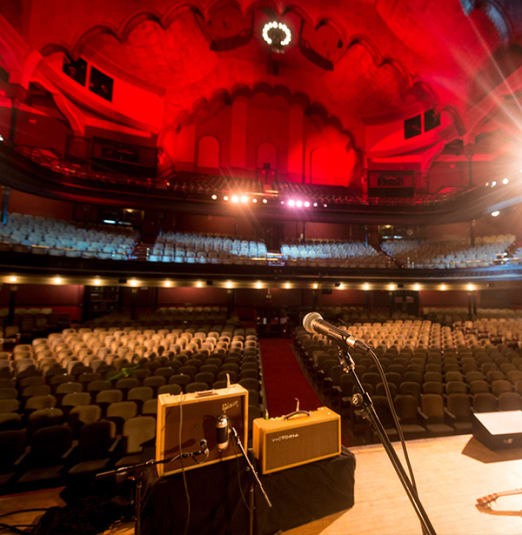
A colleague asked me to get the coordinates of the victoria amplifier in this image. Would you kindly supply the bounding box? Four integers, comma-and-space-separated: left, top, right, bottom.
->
252, 406, 341, 474
156, 384, 248, 476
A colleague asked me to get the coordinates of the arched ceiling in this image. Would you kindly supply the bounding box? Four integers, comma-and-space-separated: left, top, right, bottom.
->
0, 0, 520, 171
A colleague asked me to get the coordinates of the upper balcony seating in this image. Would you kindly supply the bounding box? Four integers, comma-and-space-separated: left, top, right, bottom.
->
280, 240, 392, 268
0, 213, 138, 260
149, 232, 268, 264
381, 235, 516, 269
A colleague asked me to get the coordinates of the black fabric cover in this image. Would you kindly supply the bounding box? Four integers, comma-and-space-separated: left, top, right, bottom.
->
140, 447, 355, 535
255, 446, 356, 535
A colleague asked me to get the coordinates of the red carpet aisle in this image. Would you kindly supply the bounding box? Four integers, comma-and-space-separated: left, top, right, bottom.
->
260, 338, 322, 417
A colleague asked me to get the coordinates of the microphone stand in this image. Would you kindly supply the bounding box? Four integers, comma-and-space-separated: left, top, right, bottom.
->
230, 426, 272, 509
338, 345, 437, 535
96, 442, 209, 535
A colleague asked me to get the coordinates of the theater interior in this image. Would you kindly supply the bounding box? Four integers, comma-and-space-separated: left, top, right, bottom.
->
0, 1, 521, 534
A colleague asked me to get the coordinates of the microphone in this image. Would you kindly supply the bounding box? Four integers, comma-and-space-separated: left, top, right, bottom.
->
200, 438, 209, 458
303, 312, 367, 350
216, 414, 229, 452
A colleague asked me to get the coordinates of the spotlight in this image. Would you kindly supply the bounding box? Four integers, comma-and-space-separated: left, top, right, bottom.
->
491, 181, 496, 187
502, 178, 509, 185
196, 281, 204, 288
281, 201, 285, 205
262, 199, 268, 204
388, 283, 397, 291
296, 200, 303, 208
8, 275, 17, 283
225, 280, 234, 289
255, 281, 263, 289
362, 283, 371, 291
313, 202, 318, 207
312, 282, 318, 289
284, 282, 292, 289
163, 280, 173, 287
323, 203, 328, 208
491, 211, 500, 217
231, 195, 239, 203
129, 278, 139, 287
252, 198, 258, 204
240, 195, 248, 204
413, 283, 421, 291
52, 276, 63, 285
466, 283, 476, 291
288, 200, 295, 207
0, 134, 4, 142
211, 194, 218, 200
224, 195, 229, 201
304, 201, 310, 208
93, 277, 102, 286
439, 283, 448, 291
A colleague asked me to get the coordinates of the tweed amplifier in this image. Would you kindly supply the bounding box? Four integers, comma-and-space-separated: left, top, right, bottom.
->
252, 406, 341, 474
156, 384, 248, 476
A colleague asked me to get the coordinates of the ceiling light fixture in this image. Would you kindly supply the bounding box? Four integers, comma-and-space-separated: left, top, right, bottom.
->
262, 21, 292, 52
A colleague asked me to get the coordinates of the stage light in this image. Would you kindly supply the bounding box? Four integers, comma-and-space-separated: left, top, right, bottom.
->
313, 202, 318, 207
211, 194, 218, 200
284, 282, 292, 289
240, 195, 248, 204
288, 200, 295, 207
224, 195, 229, 201
312, 282, 318, 289
255, 281, 263, 289
304, 201, 310, 208
231, 195, 239, 203
163, 280, 173, 287
439, 283, 448, 291
52, 276, 63, 285
0, 134, 4, 142
296, 200, 303, 208
362, 283, 371, 291
485, 182, 489, 187
262, 199, 268, 204
491, 181, 497, 187
491, 210, 500, 217
466, 283, 476, 291
323, 203, 328, 208
196, 281, 204, 288
129, 278, 139, 287
225, 280, 234, 289
502, 178, 509, 185
8, 275, 17, 283
388, 283, 397, 291
281, 201, 285, 205
252, 198, 258, 204
413, 283, 422, 291
93, 277, 102, 286
337, 283, 345, 290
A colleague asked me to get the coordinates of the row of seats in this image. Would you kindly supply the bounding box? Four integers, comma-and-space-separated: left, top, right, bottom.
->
0, 212, 137, 260
295, 319, 522, 444
0, 322, 265, 492
381, 235, 516, 269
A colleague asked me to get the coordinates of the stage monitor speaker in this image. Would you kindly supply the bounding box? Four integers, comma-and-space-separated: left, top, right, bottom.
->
472, 410, 522, 450
252, 407, 341, 474
156, 385, 248, 476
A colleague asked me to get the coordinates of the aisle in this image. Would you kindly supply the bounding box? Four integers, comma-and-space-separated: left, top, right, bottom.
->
260, 338, 322, 417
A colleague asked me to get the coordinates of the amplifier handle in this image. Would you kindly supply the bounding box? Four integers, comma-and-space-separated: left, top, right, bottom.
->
283, 398, 311, 420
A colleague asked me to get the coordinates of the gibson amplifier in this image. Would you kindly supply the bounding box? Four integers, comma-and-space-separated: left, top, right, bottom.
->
252, 406, 341, 474
156, 384, 248, 476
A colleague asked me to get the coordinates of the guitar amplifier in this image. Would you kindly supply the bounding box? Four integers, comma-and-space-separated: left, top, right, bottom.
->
252, 407, 341, 474
156, 385, 248, 476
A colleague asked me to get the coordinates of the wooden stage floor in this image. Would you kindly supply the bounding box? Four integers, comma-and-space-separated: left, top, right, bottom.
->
2, 434, 522, 534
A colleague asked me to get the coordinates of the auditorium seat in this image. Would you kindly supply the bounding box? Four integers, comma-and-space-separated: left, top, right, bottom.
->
445, 394, 473, 434
419, 394, 455, 436
114, 416, 156, 467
